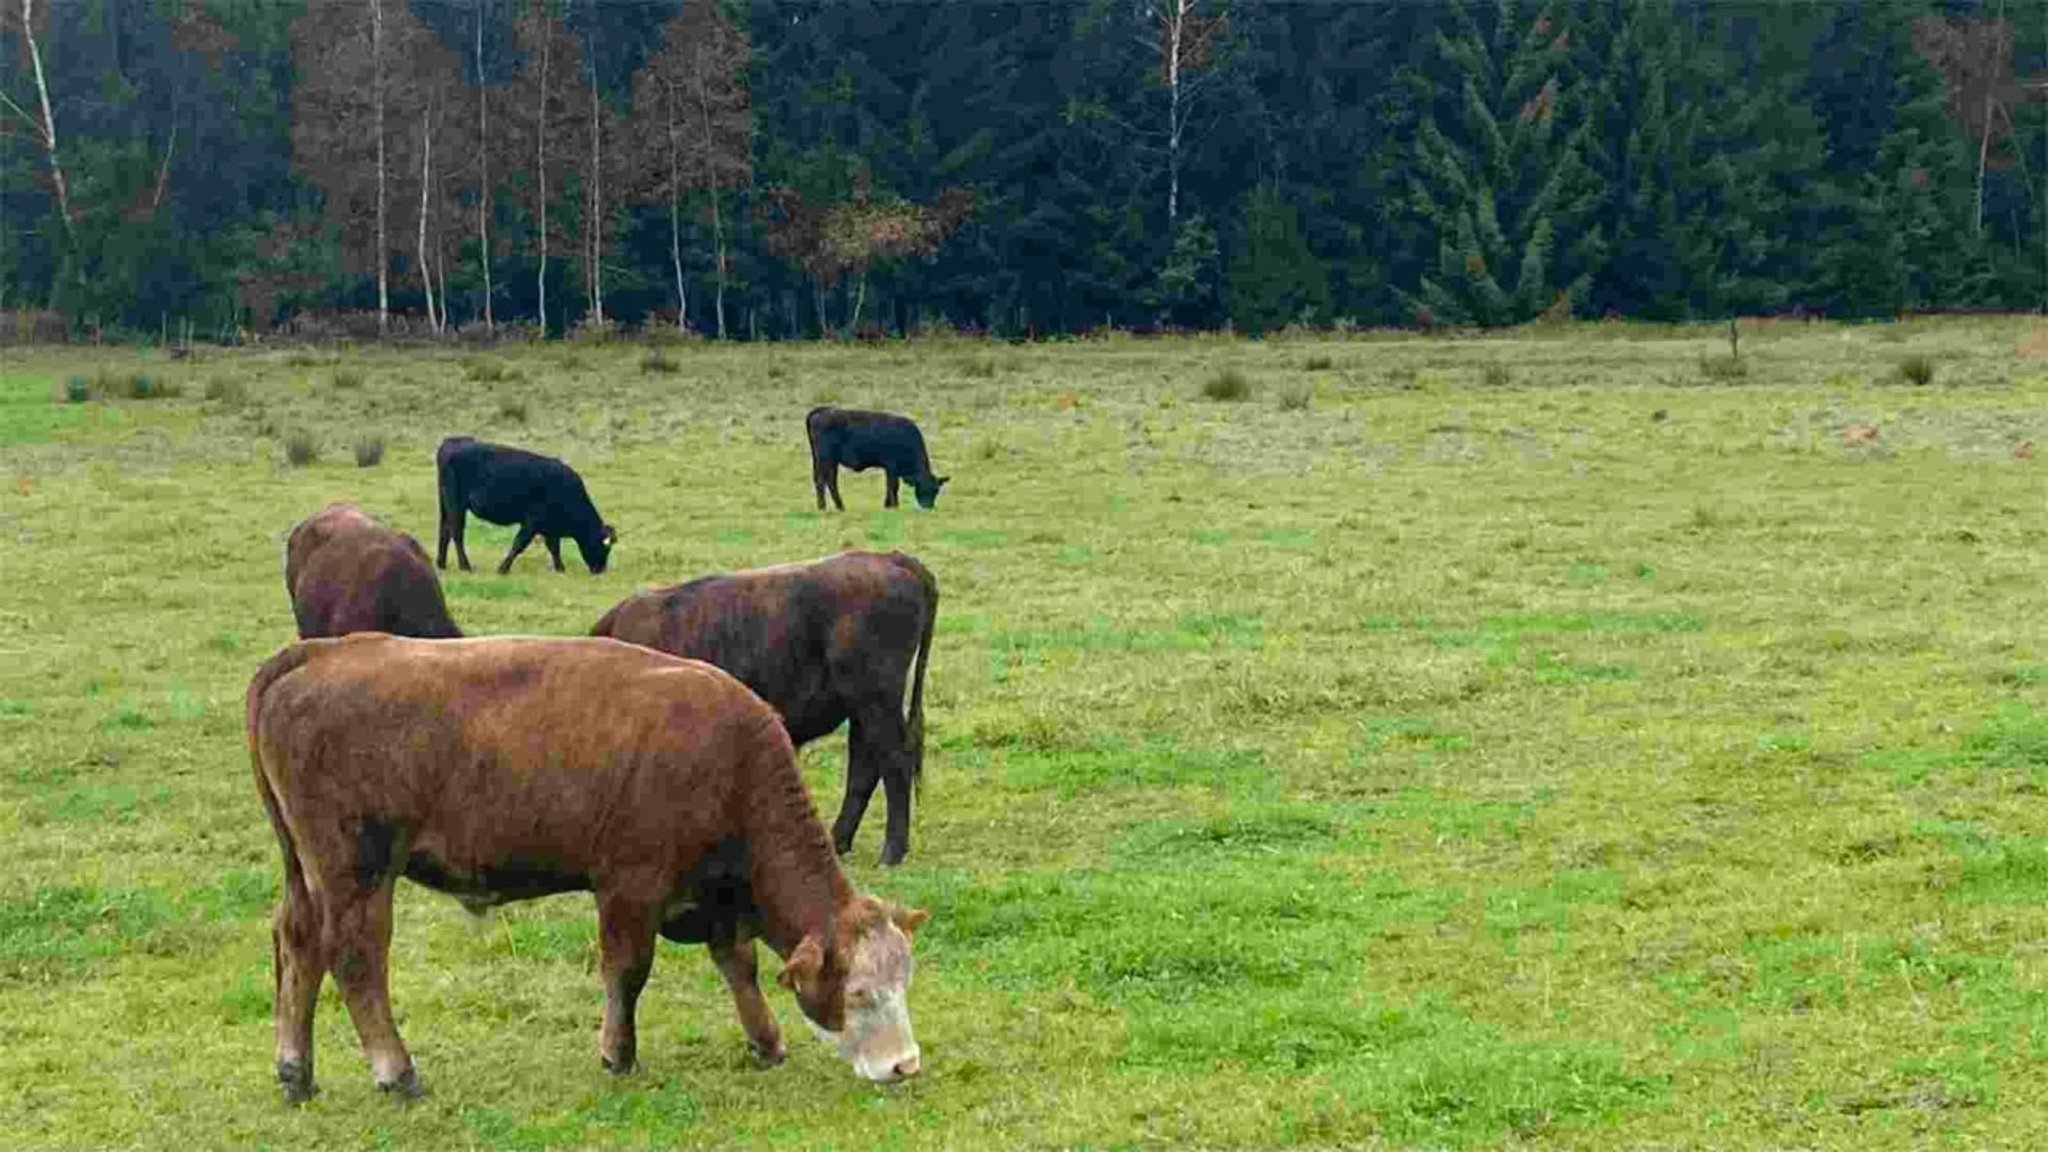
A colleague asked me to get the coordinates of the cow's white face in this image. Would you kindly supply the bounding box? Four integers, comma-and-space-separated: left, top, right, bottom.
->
781, 902, 926, 1082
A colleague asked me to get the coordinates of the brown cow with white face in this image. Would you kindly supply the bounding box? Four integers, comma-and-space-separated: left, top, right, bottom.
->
284, 503, 460, 639
246, 634, 926, 1102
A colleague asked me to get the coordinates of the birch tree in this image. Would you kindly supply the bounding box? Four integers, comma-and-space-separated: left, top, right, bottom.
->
1143, 0, 1226, 226
508, 4, 583, 333
290, 0, 394, 332
0, 0, 79, 295
629, 0, 751, 335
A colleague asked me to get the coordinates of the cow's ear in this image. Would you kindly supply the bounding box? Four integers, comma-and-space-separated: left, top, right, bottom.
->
778, 934, 824, 992
890, 906, 929, 938
934, 476, 949, 488
602, 524, 619, 546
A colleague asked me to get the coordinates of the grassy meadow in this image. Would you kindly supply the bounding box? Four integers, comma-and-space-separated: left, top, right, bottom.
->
7, 320, 2048, 1148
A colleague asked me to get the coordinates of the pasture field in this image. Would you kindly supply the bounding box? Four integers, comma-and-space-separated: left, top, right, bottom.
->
6, 321, 2048, 1149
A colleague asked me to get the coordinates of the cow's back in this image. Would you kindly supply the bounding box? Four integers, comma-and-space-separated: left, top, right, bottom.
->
592, 552, 932, 741
287, 506, 458, 639
249, 636, 794, 879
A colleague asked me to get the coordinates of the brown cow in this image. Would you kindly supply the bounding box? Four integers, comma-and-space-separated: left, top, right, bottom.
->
591, 550, 936, 867
284, 503, 461, 639
247, 634, 927, 1103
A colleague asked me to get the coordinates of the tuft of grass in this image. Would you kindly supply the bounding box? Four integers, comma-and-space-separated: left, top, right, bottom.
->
118, 372, 178, 400
1481, 363, 1512, 388
202, 378, 246, 405
496, 393, 529, 423
639, 347, 680, 375
282, 430, 318, 467
63, 375, 91, 403
1201, 366, 1253, 402
353, 435, 385, 468
961, 356, 1000, 379
1698, 354, 1749, 381
1898, 354, 1937, 387
1275, 381, 1312, 411
1303, 353, 1334, 372
463, 357, 512, 383
330, 367, 364, 390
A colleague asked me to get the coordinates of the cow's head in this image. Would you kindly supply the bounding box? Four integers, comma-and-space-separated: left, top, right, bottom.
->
779, 898, 927, 1081
579, 524, 618, 575
911, 475, 948, 510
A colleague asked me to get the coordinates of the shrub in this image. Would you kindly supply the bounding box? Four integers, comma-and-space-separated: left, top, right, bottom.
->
283, 431, 319, 467
1897, 355, 1936, 387
1201, 367, 1252, 402
640, 347, 680, 375
1698, 355, 1748, 381
63, 376, 91, 403
1275, 381, 1312, 411
497, 394, 529, 423
1303, 353, 1334, 372
331, 367, 364, 390
124, 373, 179, 399
354, 435, 386, 468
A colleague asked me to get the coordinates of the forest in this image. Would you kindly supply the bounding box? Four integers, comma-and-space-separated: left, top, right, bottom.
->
3, 0, 2047, 340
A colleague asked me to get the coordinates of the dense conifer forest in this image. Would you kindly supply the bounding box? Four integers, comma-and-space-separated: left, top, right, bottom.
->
3, 0, 2046, 339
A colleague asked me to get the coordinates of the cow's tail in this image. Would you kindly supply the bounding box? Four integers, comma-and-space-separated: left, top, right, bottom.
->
247, 643, 321, 921
902, 556, 938, 794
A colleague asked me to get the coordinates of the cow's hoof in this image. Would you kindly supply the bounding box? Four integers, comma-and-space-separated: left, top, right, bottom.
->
277, 1060, 316, 1106
376, 1067, 425, 1101
601, 1053, 637, 1076
749, 1038, 787, 1068
877, 848, 906, 868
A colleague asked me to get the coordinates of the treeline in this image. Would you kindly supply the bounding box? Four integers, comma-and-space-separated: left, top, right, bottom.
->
2, 0, 2046, 340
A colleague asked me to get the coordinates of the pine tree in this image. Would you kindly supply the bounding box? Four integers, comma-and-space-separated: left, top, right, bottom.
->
1402, 0, 1604, 326
1228, 185, 1328, 333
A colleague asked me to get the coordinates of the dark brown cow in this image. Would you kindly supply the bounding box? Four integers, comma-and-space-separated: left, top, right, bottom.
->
284, 503, 461, 640
247, 634, 927, 1103
590, 551, 936, 867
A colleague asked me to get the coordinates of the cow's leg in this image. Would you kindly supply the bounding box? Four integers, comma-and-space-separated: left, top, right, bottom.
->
439, 504, 472, 572
325, 882, 419, 1098
595, 894, 658, 1074
862, 705, 915, 866
709, 931, 785, 1066
497, 524, 538, 576
544, 535, 566, 572
272, 880, 325, 1103
885, 472, 901, 508
813, 459, 831, 511
835, 706, 911, 865
825, 466, 847, 512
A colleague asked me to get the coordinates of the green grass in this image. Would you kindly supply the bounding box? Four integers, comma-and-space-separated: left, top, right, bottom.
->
5, 319, 2048, 1146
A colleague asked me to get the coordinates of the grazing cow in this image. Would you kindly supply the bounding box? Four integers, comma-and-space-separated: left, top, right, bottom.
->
284, 503, 460, 640
805, 407, 948, 511
435, 436, 617, 575
247, 634, 928, 1103
591, 551, 936, 866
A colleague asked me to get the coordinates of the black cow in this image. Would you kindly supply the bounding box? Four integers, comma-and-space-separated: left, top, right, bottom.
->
806, 407, 949, 511
435, 436, 617, 575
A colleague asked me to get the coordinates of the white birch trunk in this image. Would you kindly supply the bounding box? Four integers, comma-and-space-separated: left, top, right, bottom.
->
372, 0, 389, 335
587, 64, 604, 327
1165, 0, 1184, 226
692, 63, 728, 339
665, 81, 686, 331
18, 0, 75, 245
475, 0, 493, 331
419, 107, 439, 333
535, 29, 549, 334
